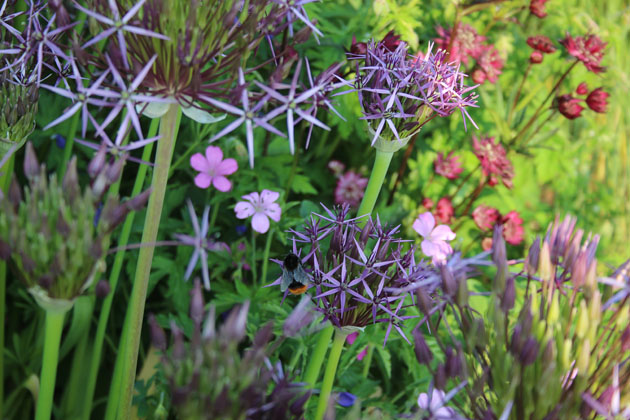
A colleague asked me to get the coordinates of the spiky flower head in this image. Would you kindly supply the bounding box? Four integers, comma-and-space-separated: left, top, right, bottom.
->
560, 33, 607, 74
0, 143, 150, 312
152, 282, 309, 419
338, 39, 478, 149
268, 205, 459, 345
472, 135, 514, 188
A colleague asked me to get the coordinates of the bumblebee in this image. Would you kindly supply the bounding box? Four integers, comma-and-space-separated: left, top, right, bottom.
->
281, 253, 310, 295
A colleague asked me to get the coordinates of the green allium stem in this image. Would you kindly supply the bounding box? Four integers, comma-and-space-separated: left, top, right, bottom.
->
356, 149, 394, 225
362, 343, 374, 378
303, 325, 334, 388
35, 309, 68, 420
260, 228, 274, 287
59, 112, 80, 177
0, 152, 13, 419
115, 104, 181, 419
251, 229, 258, 285
85, 119, 159, 420
315, 328, 347, 420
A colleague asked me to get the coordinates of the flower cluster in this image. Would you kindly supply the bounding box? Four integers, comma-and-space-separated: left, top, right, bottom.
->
339, 38, 478, 147
0, 143, 150, 310
560, 33, 607, 74
0, 71, 39, 162
151, 281, 310, 420
527, 35, 557, 64
473, 206, 524, 247
435, 24, 504, 84
556, 85, 609, 120
434, 152, 463, 180
270, 205, 445, 344
529, 0, 550, 18
334, 171, 368, 208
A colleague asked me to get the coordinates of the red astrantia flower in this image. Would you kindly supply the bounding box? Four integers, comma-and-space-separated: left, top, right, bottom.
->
435, 198, 454, 224
557, 94, 584, 120
434, 152, 463, 180
334, 171, 368, 208
527, 35, 557, 54
475, 45, 504, 84
472, 135, 514, 188
529, 0, 549, 18
434, 24, 485, 66
502, 211, 524, 245
586, 88, 609, 113
472, 205, 501, 231
560, 33, 607, 74
576, 82, 589, 95
422, 198, 434, 210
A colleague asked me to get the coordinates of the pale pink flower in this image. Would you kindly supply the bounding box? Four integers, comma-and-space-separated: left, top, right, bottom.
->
234, 190, 282, 234
413, 212, 456, 264
417, 389, 454, 417
334, 171, 368, 208
190, 146, 238, 191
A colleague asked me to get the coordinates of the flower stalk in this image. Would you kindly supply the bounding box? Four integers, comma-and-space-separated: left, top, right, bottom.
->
356, 149, 394, 223
114, 104, 181, 419
315, 328, 348, 420
303, 325, 335, 388
35, 308, 69, 420
0, 153, 13, 419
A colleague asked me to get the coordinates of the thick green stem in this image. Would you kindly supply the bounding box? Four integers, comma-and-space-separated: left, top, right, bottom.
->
260, 228, 274, 287
59, 112, 80, 177
90, 120, 158, 420
302, 325, 334, 388
0, 152, 13, 419
35, 309, 68, 420
356, 149, 394, 225
315, 329, 347, 420
115, 104, 181, 419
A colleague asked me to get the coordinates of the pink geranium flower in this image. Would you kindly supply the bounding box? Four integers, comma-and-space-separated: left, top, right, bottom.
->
190, 146, 238, 191
413, 212, 456, 264
234, 190, 282, 234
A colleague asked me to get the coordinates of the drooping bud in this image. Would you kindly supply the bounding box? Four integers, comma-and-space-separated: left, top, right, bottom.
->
415, 287, 433, 316
105, 155, 126, 184
62, 156, 80, 203
87, 144, 107, 179
126, 188, 152, 211
501, 276, 516, 314
95, 280, 111, 298
190, 278, 204, 326
412, 329, 433, 365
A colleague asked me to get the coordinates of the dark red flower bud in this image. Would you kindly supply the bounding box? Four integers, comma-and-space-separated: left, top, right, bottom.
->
527, 35, 557, 53
381, 30, 401, 52
529, 0, 548, 18
350, 35, 367, 55
585, 88, 609, 113
95, 280, 111, 298
557, 94, 584, 120
529, 51, 543, 64
576, 82, 589, 95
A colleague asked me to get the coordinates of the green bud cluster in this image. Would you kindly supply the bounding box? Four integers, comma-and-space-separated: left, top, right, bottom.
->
0, 143, 150, 312
0, 73, 39, 159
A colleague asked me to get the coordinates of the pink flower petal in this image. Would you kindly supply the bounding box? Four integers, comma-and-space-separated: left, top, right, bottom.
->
190, 153, 209, 172
217, 158, 238, 176
431, 225, 456, 241
251, 212, 270, 233
212, 176, 232, 192
235, 201, 256, 219
264, 202, 282, 222
205, 145, 223, 169
417, 393, 429, 409
194, 173, 212, 189
421, 240, 440, 259
260, 189, 280, 204
357, 346, 368, 361
346, 332, 359, 345
413, 212, 435, 238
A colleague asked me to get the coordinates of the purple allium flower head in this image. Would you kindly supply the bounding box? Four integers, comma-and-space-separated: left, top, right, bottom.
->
267, 204, 449, 346
337, 39, 478, 147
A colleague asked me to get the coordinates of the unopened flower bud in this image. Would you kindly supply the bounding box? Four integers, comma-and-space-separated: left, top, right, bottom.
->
95, 279, 111, 298
434, 364, 447, 390
24, 142, 39, 180
576, 82, 589, 95
8, 178, 21, 209
170, 321, 186, 360
190, 279, 204, 325
520, 337, 539, 366
492, 226, 508, 292
526, 238, 540, 276
126, 188, 152, 211
445, 347, 462, 378
576, 339, 590, 374
575, 300, 589, 338
510, 325, 523, 355
501, 276, 515, 313
63, 157, 80, 203
440, 264, 457, 297
456, 273, 469, 307
87, 145, 107, 178
529, 51, 543, 64
149, 314, 167, 351
542, 339, 555, 365
415, 287, 433, 316
105, 155, 126, 184
539, 241, 553, 282
412, 329, 433, 365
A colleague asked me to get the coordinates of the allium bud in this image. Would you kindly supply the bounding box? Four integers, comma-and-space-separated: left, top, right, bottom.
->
530, 51, 543, 64
87, 145, 107, 179
0, 75, 38, 158
576, 82, 589, 95
520, 337, 539, 366
413, 329, 433, 365
149, 314, 167, 351
621, 326, 630, 352
440, 264, 457, 297
23, 142, 39, 180
445, 347, 462, 378
126, 188, 153, 211
190, 279, 205, 326
105, 156, 126, 184
585, 88, 609, 113
95, 280, 111, 298
510, 324, 523, 355
526, 238, 540, 276
63, 157, 80, 203
492, 226, 508, 292
500, 276, 516, 313
434, 364, 447, 390
557, 94, 584, 120
538, 241, 553, 282
415, 287, 433, 316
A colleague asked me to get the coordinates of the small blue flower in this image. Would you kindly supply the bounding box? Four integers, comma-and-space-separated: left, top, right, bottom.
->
338, 392, 357, 407
93, 203, 103, 227
53, 134, 66, 149
236, 225, 248, 236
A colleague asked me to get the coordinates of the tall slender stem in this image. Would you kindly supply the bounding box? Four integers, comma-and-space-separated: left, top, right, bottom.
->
59, 112, 80, 177
260, 228, 274, 287
356, 149, 394, 224
362, 344, 374, 378
314, 328, 347, 420
85, 120, 158, 420
302, 325, 334, 388
251, 230, 258, 285
507, 62, 532, 125
35, 309, 68, 420
115, 104, 181, 419
0, 152, 13, 419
